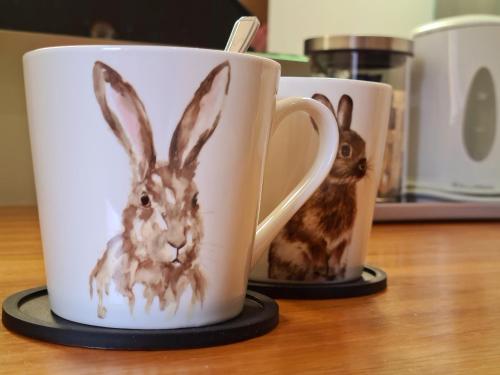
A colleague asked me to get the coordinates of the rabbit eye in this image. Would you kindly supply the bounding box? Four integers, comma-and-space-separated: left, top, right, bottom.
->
340, 144, 352, 158
140, 193, 151, 207
192, 193, 199, 208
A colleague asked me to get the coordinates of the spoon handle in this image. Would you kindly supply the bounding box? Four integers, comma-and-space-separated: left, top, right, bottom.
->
224, 16, 261, 53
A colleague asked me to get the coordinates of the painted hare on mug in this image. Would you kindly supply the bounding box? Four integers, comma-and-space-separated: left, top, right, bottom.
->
89, 60, 230, 318
268, 94, 368, 282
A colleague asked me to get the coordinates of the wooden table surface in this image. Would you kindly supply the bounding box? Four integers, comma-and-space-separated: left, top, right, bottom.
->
1, 207, 500, 374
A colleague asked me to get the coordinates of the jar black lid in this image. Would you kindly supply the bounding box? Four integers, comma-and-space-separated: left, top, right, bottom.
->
304, 35, 413, 56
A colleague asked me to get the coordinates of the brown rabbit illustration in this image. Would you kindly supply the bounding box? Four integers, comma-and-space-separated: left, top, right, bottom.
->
268, 94, 368, 281
89, 60, 230, 318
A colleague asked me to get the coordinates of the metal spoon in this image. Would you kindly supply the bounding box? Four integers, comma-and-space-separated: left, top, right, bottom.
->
224, 16, 261, 53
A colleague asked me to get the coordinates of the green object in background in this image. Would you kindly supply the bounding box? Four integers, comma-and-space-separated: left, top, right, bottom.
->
250, 51, 309, 63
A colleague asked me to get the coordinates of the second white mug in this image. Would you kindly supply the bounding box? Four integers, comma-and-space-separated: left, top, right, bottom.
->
252, 77, 392, 283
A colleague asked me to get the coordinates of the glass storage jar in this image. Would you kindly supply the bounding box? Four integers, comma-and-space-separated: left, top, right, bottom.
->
305, 35, 413, 202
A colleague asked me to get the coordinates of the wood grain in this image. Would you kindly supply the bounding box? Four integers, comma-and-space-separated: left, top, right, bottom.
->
1, 206, 500, 374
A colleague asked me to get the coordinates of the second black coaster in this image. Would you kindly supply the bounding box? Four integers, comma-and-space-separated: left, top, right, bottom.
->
2, 286, 278, 350
247, 265, 387, 299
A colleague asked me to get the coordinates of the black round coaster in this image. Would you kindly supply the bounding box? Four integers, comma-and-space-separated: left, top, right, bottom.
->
247, 265, 387, 299
2, 286, 278, 350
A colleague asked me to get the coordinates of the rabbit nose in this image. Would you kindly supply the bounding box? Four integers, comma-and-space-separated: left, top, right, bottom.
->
358, 158, 367, 173
168, 239, 186, 250
166, 222, 186, 249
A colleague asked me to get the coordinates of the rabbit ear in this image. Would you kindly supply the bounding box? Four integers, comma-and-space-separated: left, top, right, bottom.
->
93, 61, 156, 181
312, 93, 336, 117
337, 94, 353, 130
169, 61, 230, 174
311, 93, 337, 132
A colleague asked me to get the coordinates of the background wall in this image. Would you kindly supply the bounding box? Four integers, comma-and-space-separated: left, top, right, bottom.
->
268, 0, 435, 55
0, 31, 35, 205
268, 0, 500, 55
435, 0, 500, 18
3, 0, 500, 205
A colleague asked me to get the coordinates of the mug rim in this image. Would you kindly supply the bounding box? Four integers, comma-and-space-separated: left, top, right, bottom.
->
23, 44, 281, 70
280, 76, 392, 91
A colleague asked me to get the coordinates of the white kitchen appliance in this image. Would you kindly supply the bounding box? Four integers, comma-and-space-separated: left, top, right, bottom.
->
408, 15, 500, 201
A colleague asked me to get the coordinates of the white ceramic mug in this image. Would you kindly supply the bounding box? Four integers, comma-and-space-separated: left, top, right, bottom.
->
23, 46, 339, 329
251, 77, 392, 283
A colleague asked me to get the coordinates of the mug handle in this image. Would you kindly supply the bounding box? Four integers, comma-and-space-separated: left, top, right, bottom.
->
251, 97, 339, 267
